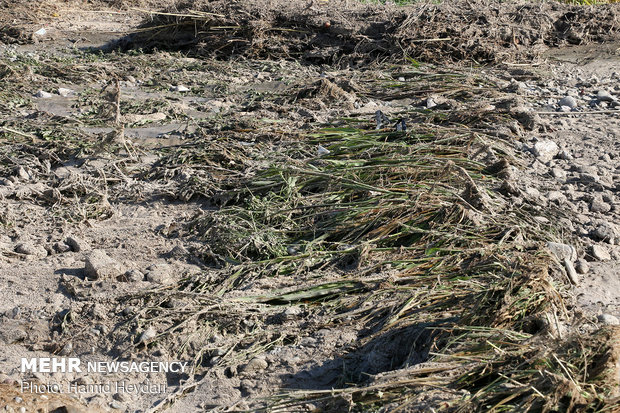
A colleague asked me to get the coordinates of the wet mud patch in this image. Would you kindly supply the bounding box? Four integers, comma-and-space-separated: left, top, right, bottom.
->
127, 0, 620, 64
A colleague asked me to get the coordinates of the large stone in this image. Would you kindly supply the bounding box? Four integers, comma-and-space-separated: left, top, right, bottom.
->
591, 222, 618, 243
84, 250, 123, 280
590, 245, 611, 261
558, 96, 577, 109
532, 140, 559, 163
590, 197, 612, 213
596, 90, 616, 102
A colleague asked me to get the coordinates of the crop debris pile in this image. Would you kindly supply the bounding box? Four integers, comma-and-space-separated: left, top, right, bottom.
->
128, 0, 620, 64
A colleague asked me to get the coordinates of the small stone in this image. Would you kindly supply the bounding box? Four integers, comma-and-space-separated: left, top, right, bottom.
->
14, 396, 22, 403
590, 197, 611, 213
35, 90, 53, 98
170, 85, 190, 92
14, 242, 47, 258
33, 28, 46, 36
398, 76, 405, 82
558, 149, 573, 160
66, 235, 90, 252
590, 244, 611, 261
547, 191, 567, 204
139, 327, 157, 343
546, 242, 576, 262
596, 90, 615, 102
532, 140, 559, 163
123, 269, 144, 282
598, 314, 620, 325
575, 259, 589, 274
145, 263, 173, 284
580, 172, 599, 183
558, 96, 577, 109
57, 87, 75, 97
550, 168, 567, 182
591, 222, 618, 243
53, 242, 72, 253
122, 306, 136, 316
84, 249, 124, 280
110, 400, 123, 410
524, 187, 541, 199
425, 97, 437, 109
242, 356, 268, 373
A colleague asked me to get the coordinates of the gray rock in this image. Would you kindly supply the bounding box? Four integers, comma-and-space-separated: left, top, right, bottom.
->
557, 148, 572, 160
558, 96, 577, 109
124, 269, 144, 282
110, 401, 123, 410
57, 87, 75, 97
579, 173, 599, 183
14, 242, 47, 258
425, 97, 437, 109
590, 244, 611, 261
550, 168, 567, 182
53, 242, 71, 253
575, 258, 589, 275
547, 191, 567, 204
84, 249, 123, 280
597, 314, 619, 325
65, 235, 90, 252
591, 222, 618, 243
170, 85, 190, 92
524, 187, 541, 199
145, 263, 173, 284
242, 357, 268, 373
532, 140, 559, 163
34, 90, 53, 98
590, 197, 611, 213
546, 242, 576, 262
596, 90, 615, 102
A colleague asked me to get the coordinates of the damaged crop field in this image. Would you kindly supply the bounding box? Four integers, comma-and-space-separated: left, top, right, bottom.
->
1, 0, 620, 412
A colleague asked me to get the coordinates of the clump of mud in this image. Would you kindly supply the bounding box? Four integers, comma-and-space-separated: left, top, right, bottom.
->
128, 0, 620, 64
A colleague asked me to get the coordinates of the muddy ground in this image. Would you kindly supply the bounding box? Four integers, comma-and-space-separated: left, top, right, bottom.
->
0, 0, 620, 412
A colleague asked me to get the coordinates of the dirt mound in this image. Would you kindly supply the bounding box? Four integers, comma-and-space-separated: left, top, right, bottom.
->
127, 0, 620, 64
